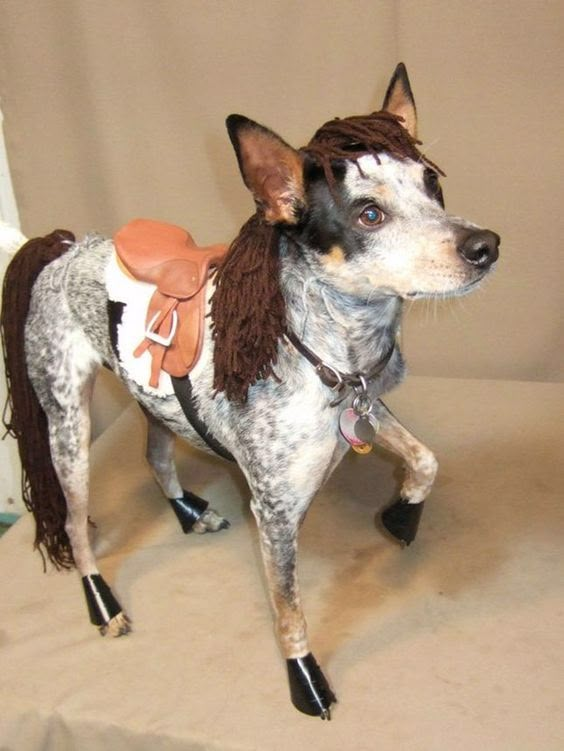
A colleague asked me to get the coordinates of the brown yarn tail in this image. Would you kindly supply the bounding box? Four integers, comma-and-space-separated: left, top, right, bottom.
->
1, 230, 76, 570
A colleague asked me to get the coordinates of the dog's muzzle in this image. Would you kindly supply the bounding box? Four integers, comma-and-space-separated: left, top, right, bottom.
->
457, 229, 500, 269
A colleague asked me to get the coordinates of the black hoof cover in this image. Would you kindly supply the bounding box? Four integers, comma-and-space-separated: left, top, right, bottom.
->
82, 574, 122, 626
381, 498, 425, 546
169, 490, 209, 533
286, 653, 337, 720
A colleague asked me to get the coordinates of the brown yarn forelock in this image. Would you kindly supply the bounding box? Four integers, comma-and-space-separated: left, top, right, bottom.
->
303, 110, 445, 189
211, 111, 444, 402
1, 230, 76, 570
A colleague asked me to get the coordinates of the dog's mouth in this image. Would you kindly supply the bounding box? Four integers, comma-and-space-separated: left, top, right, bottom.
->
403, 227, 500, 300
405, 268, 494, 300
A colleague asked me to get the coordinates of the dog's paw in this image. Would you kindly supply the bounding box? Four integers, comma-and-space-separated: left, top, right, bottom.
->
169, 491, 229, 533
192, 508, 231, 534
99, 611, 132, 637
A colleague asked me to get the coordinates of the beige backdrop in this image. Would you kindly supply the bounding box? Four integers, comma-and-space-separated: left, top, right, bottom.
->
1, 0, 563, 384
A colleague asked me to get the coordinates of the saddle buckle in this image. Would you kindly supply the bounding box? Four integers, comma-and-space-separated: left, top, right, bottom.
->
144, 310, 178, 347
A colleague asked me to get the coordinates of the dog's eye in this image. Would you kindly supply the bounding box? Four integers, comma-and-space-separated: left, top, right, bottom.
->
358, 205, 385, 228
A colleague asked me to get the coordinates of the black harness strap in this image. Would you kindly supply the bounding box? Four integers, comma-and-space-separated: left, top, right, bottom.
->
171, 375, 236, 462
171, 334, 394, 460
107, 301, 234, 461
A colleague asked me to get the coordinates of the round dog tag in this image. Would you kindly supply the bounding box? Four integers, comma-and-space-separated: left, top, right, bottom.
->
354, 414, 380, 443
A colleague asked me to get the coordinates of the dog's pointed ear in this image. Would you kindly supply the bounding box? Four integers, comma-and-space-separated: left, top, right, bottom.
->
226, 114, 305, 225
382, 63, 418, 139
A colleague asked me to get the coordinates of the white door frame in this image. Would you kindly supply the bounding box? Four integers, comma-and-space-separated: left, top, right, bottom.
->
0, 106, 26, 513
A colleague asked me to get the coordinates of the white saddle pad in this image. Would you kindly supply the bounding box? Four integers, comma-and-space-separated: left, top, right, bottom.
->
104, 250, 174, 397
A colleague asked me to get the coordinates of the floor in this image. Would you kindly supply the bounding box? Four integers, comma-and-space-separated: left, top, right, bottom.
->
0, 376, 562, 750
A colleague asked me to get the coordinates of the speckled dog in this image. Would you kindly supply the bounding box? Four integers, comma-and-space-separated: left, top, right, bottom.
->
2, 64, 499, 720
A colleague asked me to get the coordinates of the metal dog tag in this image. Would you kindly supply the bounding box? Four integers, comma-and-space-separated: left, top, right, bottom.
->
340, 408, 380, 450
354, 414, 380, 443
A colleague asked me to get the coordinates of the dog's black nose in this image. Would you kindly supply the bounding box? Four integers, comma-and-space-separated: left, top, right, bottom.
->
458, 229, 500, 268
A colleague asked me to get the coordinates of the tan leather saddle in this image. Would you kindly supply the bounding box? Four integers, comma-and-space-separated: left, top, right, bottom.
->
114, 218, 228, 387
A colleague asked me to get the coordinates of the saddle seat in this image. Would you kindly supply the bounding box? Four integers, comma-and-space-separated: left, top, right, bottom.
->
114, 218, 228, 388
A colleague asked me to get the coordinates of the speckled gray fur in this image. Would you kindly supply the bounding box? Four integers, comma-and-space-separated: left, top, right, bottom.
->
21, 78, 499, 718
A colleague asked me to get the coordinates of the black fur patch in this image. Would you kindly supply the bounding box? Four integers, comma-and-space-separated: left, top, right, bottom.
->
289, 160, 367, 258
107, 300, 125, 359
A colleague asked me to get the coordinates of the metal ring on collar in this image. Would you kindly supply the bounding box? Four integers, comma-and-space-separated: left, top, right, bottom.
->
315, 361, 343, 391
352, 392, 372, 416
356, 374, 369, 393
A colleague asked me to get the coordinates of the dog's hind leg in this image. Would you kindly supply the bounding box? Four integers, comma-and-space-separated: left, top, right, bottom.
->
372, 399, 438, 546
27, 325, 131, 637
144, 411, 230, 533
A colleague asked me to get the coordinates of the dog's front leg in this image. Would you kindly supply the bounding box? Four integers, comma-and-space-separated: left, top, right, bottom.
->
372, 400, 438, 546
250, 487, 336, 719
143, 409, 230, 533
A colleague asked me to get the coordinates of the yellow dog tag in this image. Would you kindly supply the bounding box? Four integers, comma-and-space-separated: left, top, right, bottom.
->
352, 442, 372, 454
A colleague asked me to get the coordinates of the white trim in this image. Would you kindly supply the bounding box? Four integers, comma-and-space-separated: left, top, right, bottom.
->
0, 246, 25, 513
0, 107, 21, 229
0, 108, 24, 513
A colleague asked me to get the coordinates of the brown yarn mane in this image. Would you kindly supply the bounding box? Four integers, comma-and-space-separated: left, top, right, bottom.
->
211, 111, 443, 402
210, 214, 283, 401
1, 230, 76, 569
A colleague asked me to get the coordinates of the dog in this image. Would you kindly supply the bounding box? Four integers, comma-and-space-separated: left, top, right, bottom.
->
1, 63, 499, 720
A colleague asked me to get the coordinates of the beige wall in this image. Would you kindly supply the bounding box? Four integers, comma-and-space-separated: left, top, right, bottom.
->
397, 0, 564, 383
1, 0, 562, 383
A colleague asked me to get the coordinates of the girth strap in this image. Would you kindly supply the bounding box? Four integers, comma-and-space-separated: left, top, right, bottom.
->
171, 375, 235, 462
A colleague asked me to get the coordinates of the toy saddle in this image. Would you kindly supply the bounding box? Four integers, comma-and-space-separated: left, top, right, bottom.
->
112, 219, 228, 390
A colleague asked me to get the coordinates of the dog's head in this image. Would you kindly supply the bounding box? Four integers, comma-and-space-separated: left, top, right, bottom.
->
226, 63, 499, 301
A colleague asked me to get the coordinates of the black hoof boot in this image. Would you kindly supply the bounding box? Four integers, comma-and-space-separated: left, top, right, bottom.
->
381, 498, 425, 547
82, 574, 130, 635
169, 490, 209, 533
286, 653, 337, 719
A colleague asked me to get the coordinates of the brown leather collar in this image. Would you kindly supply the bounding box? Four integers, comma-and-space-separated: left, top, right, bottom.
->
285, 330, 395, 394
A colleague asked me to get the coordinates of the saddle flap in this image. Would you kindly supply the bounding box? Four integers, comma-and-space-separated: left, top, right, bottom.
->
152, 259, 200, 298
